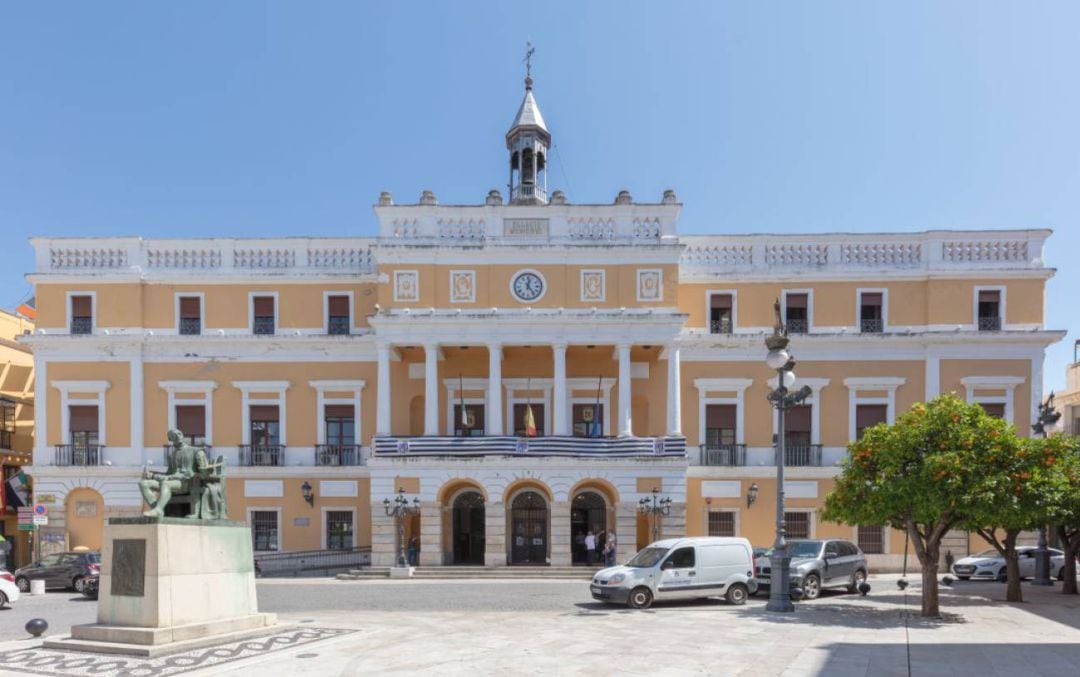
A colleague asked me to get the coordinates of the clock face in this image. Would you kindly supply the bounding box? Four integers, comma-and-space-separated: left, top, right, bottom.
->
511, 271, 545, 302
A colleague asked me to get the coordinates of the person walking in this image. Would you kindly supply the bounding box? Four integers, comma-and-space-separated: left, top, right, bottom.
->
605, 531, 617, 566
585, 530, 597, 565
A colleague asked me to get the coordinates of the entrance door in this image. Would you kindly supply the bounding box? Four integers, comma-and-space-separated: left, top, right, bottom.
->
452, 491, 486, 565
510, 491, 548, 565
570, 491, 607, 565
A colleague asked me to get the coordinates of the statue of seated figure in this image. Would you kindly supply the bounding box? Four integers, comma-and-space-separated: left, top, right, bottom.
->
139, 429, 228, 520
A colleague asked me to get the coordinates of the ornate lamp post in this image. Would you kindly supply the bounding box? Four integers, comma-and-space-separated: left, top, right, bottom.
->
383, 487, 421, 568
638, 487, 672, 543
764, 300, 812, 613
1031, 391, 1061, 586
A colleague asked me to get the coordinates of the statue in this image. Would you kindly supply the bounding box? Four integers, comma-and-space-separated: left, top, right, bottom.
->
139, 429, 228, 520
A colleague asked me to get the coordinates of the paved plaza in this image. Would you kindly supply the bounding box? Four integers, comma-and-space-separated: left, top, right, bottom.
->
0, 575, 1077, 675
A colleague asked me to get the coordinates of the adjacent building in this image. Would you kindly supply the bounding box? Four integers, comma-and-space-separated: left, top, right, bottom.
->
1, 306, 35, 569
22, 76, 1063, 569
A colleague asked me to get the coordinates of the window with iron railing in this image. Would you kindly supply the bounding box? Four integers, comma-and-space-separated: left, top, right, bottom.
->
70, 295, 93, 334
252, 296, 275, 335
859, 292, 883, 333
327, 295, 350, 335
707, 511, 736, 537
709, 294, 734, 334
784, 293, 809, 334
784, 512, 811, 539
326, 510, 354, 550
857, 525, 885, 554
251, 511, 279, 551
0, 402, 14, 450
977, 290, 1001, 331
178, 296, 201, 335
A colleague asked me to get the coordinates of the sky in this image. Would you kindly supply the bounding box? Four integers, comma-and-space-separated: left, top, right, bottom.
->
1, 2, 1078, 391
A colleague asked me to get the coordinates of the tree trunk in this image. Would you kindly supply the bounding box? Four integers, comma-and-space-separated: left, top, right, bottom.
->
1004, 529, 1022, 603
1059, 526, 1078, 595
908, 519, 949, 617
920, 555, 940, 616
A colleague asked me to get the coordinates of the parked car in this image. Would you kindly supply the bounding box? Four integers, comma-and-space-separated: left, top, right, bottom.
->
81, 575, 99, 600
951, 546, 1068, 582
591, 537, 757, 609
15, 551, 101, 593
0, 570, 21, 608
755, 539, 868, 600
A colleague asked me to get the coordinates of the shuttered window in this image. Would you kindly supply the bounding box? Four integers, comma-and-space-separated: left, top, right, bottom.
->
327, 295, 350, 335
69, 405, 99, 447
855, 404, 888, 440
705, 404, 736, 446
784, 293, 808, 332
325, 404, 355, 445
252, 296, 275, 335
250, 405, 280, 446
709, 294, 733, 334
70, 295, 93, 334
175, 405, 206, 445
784, 404, 812, 445
979, 402, 1006, 419
179, 296, 202, 335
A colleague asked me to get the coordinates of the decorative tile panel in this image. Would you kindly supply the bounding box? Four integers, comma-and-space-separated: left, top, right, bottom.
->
636, 269, 663, 302
449, 270, 476, 303
393, 270, 420, 303
580, 269, 606, 302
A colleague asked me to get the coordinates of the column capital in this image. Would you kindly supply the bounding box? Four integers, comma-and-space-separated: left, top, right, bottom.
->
616, 341, 632, 352
551, 341, 569, 352
487, 341, 503, 352
376, 340, 393, 352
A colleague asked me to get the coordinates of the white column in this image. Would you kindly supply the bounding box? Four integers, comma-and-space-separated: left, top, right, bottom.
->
130, 355, 144, 458
666, 341, 682, 436
34, 357, 47, 459
424, 342, 439, 435
617, 343, 633, 436
487, 343, 504, 435
376, 343, 391, 435
552, 342, 569, 436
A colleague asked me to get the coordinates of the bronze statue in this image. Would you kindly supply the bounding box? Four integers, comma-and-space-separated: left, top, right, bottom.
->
139, 429, 228, 520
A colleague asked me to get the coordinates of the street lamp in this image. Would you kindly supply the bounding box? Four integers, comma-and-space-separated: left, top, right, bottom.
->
1031, 391, 1061, 586
638, 487, 672, 543
383, 487, 421, 568
764, 299, 812, 613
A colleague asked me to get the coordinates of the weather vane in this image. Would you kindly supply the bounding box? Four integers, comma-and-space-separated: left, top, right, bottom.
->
524, 41, 535, 79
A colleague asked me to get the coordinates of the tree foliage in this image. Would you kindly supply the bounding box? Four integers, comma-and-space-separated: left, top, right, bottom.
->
1045, 435, 1080, 595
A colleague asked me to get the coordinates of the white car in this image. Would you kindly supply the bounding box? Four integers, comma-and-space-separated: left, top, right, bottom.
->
0, 570, 21, 608
951, 546, 1067, 581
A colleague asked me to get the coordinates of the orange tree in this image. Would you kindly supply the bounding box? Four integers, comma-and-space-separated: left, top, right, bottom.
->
823, 395, 1020, 617
1046, 435, 1080, 595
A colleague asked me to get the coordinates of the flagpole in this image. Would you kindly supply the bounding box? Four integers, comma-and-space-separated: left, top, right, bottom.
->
458, 373, 467, 435
594, 375, 603, 438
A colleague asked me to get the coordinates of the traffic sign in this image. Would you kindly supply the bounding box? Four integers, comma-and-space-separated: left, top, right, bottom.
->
32, 515, 48, 526
33, 504, 47, 516
17, 524, 33, 531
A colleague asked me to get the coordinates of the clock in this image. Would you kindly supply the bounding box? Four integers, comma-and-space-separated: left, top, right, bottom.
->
511, 270, 546, 302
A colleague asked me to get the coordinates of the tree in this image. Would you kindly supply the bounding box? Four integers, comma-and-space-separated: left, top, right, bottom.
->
1045, 435, 1080, 595
823, 395, 1019, 617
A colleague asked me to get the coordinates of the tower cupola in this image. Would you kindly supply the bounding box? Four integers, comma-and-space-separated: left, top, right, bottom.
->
506, 44, 550, 205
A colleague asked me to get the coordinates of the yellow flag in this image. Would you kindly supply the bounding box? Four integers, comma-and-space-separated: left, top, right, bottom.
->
524, 404, 537, 437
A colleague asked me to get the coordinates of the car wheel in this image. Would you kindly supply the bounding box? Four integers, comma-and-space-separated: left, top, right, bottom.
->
73, 576, 86, 593
848, 569, 867, 594
725, 583, 748, 606
802, 573, 821, 600
0, 591, 7, 608
628, 586, 653, 610
15, 578, 29, 593
996, 569, 1008, 583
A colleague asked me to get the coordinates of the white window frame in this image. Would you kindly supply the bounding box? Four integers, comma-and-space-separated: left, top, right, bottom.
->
444, 377, 489, 436
636, 268, 663, 303
768, 377, 830, 445
693, 378, 753, 447
321, 506, 358, 550
53, 380, 110, 446
248, 291, 279, 335
567, 377, 615, 437
843, 377, 905, 442
704, 507, 741, 537
705, 289, 738, 334
448, 270, 476, 304
579, 269, 606, 303
65, 291, 97, 335
233, 381, 291, 445
855, 287, 888, 332
174, 292, 206, 335
973, 285, 1006, 328
961, 376, 1024, 424
503, 378, 553, 437
310, 380, 366, 445
159, 381, 217, 445
322, 291, 356, 335
247, 507, 283, 552
781, 288, 814, 332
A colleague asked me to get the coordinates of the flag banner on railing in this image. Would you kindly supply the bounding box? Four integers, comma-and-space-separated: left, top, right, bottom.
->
524, 404, 537, 437
5, 470, 30, 509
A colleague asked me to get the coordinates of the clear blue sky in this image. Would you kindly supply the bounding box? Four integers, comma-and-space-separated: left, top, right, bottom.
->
2, 2, 1078, 391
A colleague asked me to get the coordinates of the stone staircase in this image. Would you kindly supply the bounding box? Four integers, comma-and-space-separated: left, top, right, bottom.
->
337, 566, 602, 581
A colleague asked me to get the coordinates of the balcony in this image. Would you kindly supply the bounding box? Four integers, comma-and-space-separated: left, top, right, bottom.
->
710, 319, 733, 335
978, 316, 1002, 331
373, 435, 686, 459
179, 317, 202, 335
785, 318, 808, 334
55, 445, 104, 466
315, 444, 362, 466
699, 444, 746, 466
239, 444, 285, 466
252, 316, 275, 335
860, 317, 883, 333
785, 444, 823, 467
327, 316, 350, 336
70, 317, 93, 335
512, 183, 547, 204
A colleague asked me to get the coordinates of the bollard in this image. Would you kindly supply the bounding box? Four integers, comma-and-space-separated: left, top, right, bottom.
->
26, 619, 48, 637
30, 579, 46, 596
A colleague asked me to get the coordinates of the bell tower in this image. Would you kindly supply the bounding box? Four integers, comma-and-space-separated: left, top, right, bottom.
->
506, 43, 550, 205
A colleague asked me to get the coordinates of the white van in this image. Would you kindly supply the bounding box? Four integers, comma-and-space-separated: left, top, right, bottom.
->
590, 537, 757, 609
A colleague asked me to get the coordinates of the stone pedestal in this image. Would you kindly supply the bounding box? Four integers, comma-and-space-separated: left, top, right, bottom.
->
44, 518, 276, 657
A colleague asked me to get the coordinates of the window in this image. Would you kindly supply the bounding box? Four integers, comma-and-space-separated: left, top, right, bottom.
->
513, 403, 545, 437
665, 546, 696, 569
39, 553, 62, 567
784, 405, 812, 446
977, 290, 1001, 331
784, 293, 808, 334
859, 292, 883, 333
1073, 418, 1080, 436
69, 405, 99, 447
705, 404, 737, 447
326, 510, 354, 550
179, 296, 201, 335
250, 406, 280, 445
325, 405, 355, 445
824, 541, 840, 558
785, 512, 811, 539
857, 526, 885, 554
327, 295, 350, 335
453, 404, 485, 437
0, 400, 14, 450
709, 293, 733, 334
979, 402, 1006, 419
175, 405, 207, 446
252, 295, 275, 335
707, 511, 736, 537
251, 511, 279, 552
572, 403, 603, 438
855, 404, 887, 440
70, 295, 93, 334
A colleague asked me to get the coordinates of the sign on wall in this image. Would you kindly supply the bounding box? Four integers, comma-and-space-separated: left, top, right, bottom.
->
503, 218, 549, 237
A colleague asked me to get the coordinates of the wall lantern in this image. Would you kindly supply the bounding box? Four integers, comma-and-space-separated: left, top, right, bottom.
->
301, 481, 314, 507
747, 482, 759, 509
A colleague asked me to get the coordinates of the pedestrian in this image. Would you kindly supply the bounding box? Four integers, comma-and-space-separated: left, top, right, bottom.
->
602, 539, 614, 567
585, 530, 597, 564
408, 535, 419, 566
605, 531, 617, 566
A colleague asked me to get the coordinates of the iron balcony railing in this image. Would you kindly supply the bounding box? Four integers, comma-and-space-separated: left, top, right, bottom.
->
860, 317, 883, 333
179, 317, 201, 335
55, 444, 104, 466
978, 316, 1002, 331
252, 316, 275, 335
699, 444, 747, 466
70, 317, 93, 335
710, 319, 733, 335
784, 444, 823, 467
315, 444, 361, 466
240, 444, 285, 466
327, 316, 350, 335
785, 318, 808, 334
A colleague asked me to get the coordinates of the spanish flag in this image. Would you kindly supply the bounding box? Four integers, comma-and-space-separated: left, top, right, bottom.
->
524, 404, 537, 437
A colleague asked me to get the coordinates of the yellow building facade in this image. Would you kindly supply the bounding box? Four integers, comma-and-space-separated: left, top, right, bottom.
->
1, 307, 35, 569
22, 80, 1063, 569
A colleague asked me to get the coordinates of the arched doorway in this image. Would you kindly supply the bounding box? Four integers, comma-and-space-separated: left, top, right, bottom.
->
452, 491, 485, 565
571, 491, 608, 565
509, 491, 548, 565
65, 488, 105, 551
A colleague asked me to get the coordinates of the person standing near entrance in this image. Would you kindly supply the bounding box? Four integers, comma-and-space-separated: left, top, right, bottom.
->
585, 531, 597, 564
605, 531, 617, 566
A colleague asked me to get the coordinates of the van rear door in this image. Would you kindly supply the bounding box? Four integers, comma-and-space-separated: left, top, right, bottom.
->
698, 543, 751, 590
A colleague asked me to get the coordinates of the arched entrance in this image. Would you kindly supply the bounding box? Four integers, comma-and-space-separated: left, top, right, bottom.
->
452, 491, 485, 565
65, 488, 105, 551
509, 491, 548, 565
571, 491, 608, 565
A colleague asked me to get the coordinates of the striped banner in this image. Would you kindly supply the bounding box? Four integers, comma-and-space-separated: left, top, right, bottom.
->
372, 435, 687, 459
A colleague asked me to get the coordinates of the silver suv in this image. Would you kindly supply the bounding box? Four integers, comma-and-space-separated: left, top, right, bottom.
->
755, 539, 868, 600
